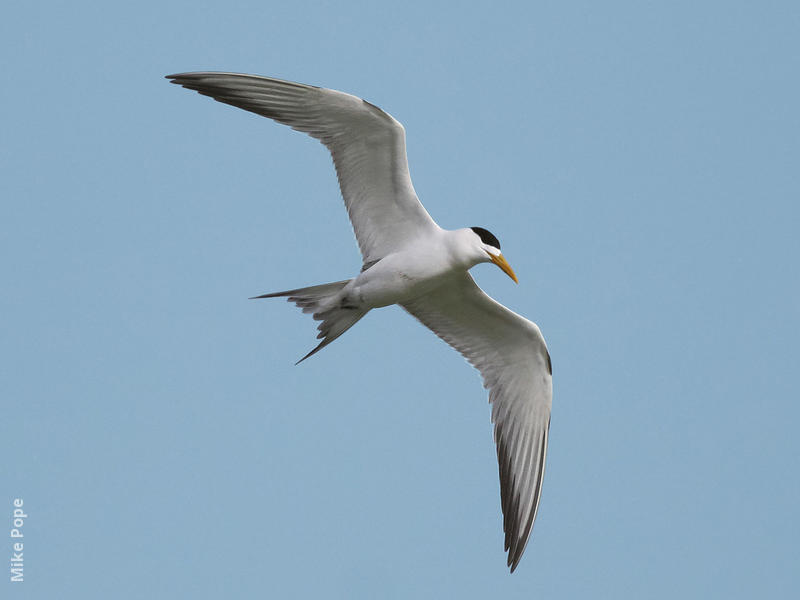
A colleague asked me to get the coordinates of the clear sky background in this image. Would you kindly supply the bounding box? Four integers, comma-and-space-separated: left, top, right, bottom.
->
2, 1, 798, 598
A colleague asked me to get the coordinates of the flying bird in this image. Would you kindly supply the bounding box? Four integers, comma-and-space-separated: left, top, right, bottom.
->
167, 72, 552, 572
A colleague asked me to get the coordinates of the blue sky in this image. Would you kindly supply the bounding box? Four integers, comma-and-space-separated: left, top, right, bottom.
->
2, 1, 799, 598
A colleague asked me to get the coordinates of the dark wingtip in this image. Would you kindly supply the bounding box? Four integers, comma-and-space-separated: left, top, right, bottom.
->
507, 546, 523, 573
166, 73, 201, 86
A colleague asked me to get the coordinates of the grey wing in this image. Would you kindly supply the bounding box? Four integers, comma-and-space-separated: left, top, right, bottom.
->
402, 273, 552, 572
167, 72, 439, 263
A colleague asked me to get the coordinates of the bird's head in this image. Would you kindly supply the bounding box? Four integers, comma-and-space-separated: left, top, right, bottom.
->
468, 226, 518, 283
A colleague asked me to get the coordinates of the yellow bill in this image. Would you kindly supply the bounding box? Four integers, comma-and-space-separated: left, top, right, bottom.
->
490, 253, 519, 283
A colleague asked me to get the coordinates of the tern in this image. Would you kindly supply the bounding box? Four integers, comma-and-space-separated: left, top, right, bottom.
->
167, 72, 553, 572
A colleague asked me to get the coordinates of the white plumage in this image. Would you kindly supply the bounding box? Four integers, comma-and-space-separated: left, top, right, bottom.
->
168, 72, 552, 572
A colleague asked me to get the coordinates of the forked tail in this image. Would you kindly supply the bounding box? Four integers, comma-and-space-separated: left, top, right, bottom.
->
251, 279, 367, 364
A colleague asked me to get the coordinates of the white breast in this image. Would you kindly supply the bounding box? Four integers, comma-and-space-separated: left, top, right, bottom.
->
350, 231, 458, 308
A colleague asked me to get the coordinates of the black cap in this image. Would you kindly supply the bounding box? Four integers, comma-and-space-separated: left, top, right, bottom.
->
470, 227, 501, 250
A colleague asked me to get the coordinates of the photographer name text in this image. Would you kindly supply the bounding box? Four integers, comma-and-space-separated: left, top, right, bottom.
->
9, 499, 26, 583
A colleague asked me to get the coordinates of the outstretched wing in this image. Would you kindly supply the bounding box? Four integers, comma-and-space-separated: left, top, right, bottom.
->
167, 72, 439, 262
402, 273, 552, 572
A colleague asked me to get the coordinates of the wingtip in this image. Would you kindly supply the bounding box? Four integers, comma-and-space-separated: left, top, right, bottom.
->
506, 549, 524, 575
165, 72, 201, 84
508, 553, 521, 573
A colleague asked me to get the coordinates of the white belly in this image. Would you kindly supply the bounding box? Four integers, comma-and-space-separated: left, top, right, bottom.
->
349, 248, 454, 309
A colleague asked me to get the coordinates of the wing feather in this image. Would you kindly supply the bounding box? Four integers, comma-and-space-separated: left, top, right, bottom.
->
166, 72, 439, 261
402, 273, 552, 572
